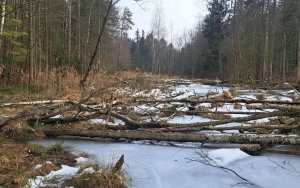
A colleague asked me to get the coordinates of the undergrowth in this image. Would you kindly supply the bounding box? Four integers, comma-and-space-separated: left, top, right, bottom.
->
0, 140, 77, 187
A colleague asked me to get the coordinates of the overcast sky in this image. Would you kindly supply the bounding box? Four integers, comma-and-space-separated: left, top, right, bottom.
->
118, 0, 208, 42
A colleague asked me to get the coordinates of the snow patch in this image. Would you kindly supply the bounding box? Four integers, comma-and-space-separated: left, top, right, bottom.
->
27, 165, 79, 188
167, 115, 212, 124
76, 157, 89, 165
81, 167, 95, 174
207, 148, 250, 166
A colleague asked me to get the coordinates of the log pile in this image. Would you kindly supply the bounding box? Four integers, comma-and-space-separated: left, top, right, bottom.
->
1, 80, 300, 151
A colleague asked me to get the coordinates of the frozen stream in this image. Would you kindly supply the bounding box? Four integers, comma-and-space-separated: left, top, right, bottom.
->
35, 139, 300, 188
31, 83, 300, 187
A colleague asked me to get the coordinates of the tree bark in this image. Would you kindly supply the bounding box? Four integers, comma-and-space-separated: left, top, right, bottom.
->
68, 0, 72, 66
135, 98, 300, 105
28, 0, 34, 84
43, 130, 300, 145
263, 0, 270, 81
297, 17, 300, 82
77, 0, 81, 59
80, 0, 120, 89
0, 0, 6, 49
140, 124, 300, 133
0, 99, 70, 107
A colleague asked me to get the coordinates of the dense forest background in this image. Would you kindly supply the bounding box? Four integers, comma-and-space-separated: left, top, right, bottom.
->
0, 0, 299, 89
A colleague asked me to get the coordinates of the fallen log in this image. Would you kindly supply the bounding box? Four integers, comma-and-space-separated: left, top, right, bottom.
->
43, 130, 300, 145
135, 98, 300, 105
27, 111, 104, 125
109, 110, 299, 129
0, 106, 53, 128
265, 104, 300, 112
0, 100, 71, 107
160, 110, 267, 115
138, 124, 300, 133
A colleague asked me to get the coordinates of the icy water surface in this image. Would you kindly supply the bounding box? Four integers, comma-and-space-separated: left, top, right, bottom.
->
35, 139, 300, 188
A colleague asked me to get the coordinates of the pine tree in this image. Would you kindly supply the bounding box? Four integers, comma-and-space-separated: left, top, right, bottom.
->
202, 0, 229, 78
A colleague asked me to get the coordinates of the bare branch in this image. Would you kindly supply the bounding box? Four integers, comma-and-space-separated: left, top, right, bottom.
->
186, 149, 255, 186
266, 156, 297, 172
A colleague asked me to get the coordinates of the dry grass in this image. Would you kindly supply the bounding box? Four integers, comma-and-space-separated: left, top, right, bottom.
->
64, 170, 126, 188
0, 135, 127, 187
0, 140, 77, 187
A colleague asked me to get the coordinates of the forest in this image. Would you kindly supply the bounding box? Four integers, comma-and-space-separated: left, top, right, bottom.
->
1, 1, 300, 187
0, 0, 299, 89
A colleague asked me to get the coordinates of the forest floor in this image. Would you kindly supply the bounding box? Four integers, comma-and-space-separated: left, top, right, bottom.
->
0, 71, 149, 188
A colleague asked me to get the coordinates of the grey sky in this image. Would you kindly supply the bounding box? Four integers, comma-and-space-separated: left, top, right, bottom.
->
118, 0, 208, 42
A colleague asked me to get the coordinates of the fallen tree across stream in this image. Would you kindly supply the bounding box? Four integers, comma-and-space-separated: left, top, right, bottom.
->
44, 129, 300, 145
108, 110, 300, 129
134, 98, 300, 105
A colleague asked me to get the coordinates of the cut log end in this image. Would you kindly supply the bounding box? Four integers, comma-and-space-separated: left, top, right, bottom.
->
240, 144, 262, 156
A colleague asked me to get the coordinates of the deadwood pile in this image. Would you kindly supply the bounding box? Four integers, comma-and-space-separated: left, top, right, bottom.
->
1, 77, 300, 152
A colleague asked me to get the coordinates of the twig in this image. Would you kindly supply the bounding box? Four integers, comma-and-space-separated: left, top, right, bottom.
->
186, 149, 255, 186
266, 156, 297, 172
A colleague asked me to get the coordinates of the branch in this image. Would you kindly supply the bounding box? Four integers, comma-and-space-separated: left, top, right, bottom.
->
80, 0, 120, 88
186, 149, 254, 185
266, 156, 297, 172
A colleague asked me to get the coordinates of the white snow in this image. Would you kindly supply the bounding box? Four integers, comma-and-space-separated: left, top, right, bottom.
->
172, 84, 228, 97
133, 88, 170, 99
75, 157, 89, 165
167, 115, 213, 124
134, 104, 158, 114
81, 167, 95, 174
27, 165, 79, 188
234, 94, 257, 100
173, 90, 196, 99
34, 164, 42, 170
207, 148, 250, 166
46, 165, 78, 179
50, 114, 62, 119
90, 118, 108, 124
265, 95, 292, 102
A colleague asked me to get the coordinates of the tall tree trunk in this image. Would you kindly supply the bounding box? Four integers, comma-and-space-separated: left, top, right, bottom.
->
0, 0, 6, 49
269, 0, 276, 83
282, 27, 287, 82
152, 35, 156, 73
80, 0, 121, 89
84, 0, 95, 64
77, 0, 81, 59
219, 46, 223, 80
263, 0, 270, 82
28, 0, 34, 84
68, 0, 72, 66
45, 2, 49, 75
282, 0, 287, 82
230, 0, 236, 83
297, 21, 300, 82
37, 0, 42, 78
